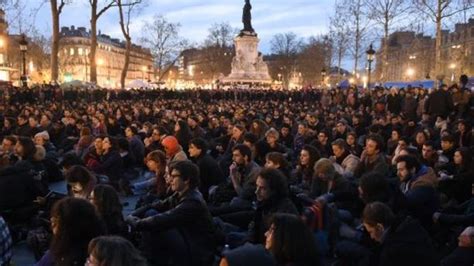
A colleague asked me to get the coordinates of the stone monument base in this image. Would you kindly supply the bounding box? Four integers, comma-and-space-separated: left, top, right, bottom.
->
221, 34, 272, 84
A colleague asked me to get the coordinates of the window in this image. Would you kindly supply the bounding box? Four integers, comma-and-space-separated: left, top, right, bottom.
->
70, 48, 75, 56
78, 48, 83, 55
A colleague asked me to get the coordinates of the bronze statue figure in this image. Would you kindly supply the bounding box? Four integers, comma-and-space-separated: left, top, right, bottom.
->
241, 0, 255, 34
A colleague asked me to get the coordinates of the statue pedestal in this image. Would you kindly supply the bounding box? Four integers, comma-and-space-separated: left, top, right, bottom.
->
222, 34, 272, 84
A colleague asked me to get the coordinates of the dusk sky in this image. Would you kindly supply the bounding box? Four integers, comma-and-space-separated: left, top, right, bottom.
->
30, 0, 333, 54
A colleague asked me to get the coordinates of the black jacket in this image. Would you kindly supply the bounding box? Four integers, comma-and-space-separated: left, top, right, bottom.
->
135, 189, 217, 265
192, 153, 224, 200
377, 216, 438, 266
251, 197, 298, 244
0, 165, 44, 211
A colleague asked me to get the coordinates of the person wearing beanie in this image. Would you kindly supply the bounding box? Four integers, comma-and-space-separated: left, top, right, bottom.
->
161, 136, 187, 163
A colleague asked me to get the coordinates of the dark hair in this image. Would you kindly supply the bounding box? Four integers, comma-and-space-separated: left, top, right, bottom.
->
265, 152, 289, 170
117, 137, 130, 151
50, 198, 104, 266
232, 144, 252, 161
2, 135, 17, 145
268, 214, 320, 266
60, 153, 84, 169
258, 168, 289, 199
65, 165, 96, 190
441, 134, 455, 143
396, 154, 421, 172
88, 236, 147, 266
92, 185, 125, 235
455, 147, 472, 171
170, 160, 200, 189
189, 138, 208, 153
301, 144, 321, 168
243, 133, 258, 145
362, 202, 394, 227
366, 134, 384, 152
359, 173, 390, 203
422, 140, 435, 149
331, 138, 347, 150
16, 136, 36, 160
146, 150, 167, 168
127, 125, 138, 135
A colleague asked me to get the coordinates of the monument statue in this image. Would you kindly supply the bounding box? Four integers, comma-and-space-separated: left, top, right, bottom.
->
222, 0, 272, 84
241, 0, 255, 35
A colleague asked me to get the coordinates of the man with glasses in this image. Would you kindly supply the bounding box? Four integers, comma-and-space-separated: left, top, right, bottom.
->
126, 161, 217, 266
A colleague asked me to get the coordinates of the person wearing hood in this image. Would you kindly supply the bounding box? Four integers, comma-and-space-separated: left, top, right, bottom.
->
161, 135, 187, 163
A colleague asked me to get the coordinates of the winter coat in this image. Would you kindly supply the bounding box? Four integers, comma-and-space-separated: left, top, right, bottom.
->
377, 216, 438, 266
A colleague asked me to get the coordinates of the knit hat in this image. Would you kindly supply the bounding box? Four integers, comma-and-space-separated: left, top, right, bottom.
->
161, 136, 179, 156
314, 158, 336, 179
34, 131, 50, 141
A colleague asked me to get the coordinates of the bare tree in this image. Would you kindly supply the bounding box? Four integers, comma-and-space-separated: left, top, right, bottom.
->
200, 22, 236, 81
88, 0, 116, 83
329, 0, 350, 79
339, 0, 371, 73
50, 0, 70, 83
140, 15, 188, 81
365, 0, 410, 81
117, 0, 144, 89
270, 32, 303, 87
297, 35, 332, 85
414, 0, 474, 79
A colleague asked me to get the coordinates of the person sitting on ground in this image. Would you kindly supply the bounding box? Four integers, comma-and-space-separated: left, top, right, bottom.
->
36, 197, 104, 266
254, 128, 288, 165
65, 165, 97, 199
264, 152, 291, 180
330, 138, 360, 179
90, 136, 123, 189
354, 134, 389, 179
362, 202, 437, 266
126, 161, 217, 266
133, 149, 169, 200
265, 213, 320, 266
89, 184, 127, 236
188, 138, 225, 200
161, 135, 188, 164
395, 155, 439, 229
86, 236, 147, 266
228, 144, 261, 207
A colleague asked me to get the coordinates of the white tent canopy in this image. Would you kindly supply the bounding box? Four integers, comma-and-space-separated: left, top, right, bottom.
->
126, 79, 151, 89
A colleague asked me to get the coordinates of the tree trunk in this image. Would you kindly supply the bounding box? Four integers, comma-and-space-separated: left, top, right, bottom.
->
121, 38, 131, 89
383, 11, 389, 82
50, 0, 60, 83
434, 0, 442, 79
90, 2, 98, 83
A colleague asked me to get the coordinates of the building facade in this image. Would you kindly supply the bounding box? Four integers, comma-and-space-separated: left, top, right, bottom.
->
59, 26, 153, 88
376, 19, 474, 83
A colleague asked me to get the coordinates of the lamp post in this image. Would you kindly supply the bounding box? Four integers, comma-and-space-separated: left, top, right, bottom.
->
19, 34, 28, 87
321, 68, 326, 87
366, 43, 375, 89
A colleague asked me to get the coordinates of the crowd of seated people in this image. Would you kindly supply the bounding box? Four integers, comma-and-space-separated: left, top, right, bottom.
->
0, 78, 473, 265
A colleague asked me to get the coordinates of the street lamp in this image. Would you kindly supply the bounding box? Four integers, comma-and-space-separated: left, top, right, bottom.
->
277, 73, 282, 82
321, 68, 326, 86
450, 63, 456, 82
366, 43, 375, 89
19, 34, 28, 87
